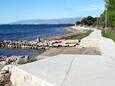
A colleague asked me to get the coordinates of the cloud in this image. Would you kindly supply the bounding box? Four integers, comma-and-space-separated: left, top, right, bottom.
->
76, 4, 104, 11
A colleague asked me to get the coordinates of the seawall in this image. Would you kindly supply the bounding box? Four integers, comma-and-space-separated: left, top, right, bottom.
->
11, 66, 53, 86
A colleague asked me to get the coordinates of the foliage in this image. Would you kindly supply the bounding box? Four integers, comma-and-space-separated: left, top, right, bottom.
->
76, 16, 97, 26
99, 0, 115, 28
27, 57, 37, 63
102, 29, 115, 41
17, 59, 26, 64
76, 0, 115, 29
18, 57, 37, 64
61, 30, 93, 40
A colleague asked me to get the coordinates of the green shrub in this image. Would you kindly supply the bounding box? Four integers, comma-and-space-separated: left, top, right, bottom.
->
18, 57, 37, 64
102, 30, 115, 41
18, 59, 26, 64
61, 30, 93, 40
27, 57, 37, 63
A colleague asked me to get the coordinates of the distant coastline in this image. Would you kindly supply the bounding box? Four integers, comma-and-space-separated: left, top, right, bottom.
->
0, 24, 74, 26
11, 17, 81, 24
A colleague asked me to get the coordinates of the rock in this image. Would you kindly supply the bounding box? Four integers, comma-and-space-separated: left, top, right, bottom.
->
0, 61, 8, 65
0, 70, 8, 74
4, 82, 12, 86
0, 73, 11, 86
1, 65, 13, 73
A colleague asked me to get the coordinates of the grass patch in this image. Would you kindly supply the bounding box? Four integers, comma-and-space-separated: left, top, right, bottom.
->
102, 30, 115, 41
61, 30, 93, 40
27, 57, 37, 63
18, 57, 37, 64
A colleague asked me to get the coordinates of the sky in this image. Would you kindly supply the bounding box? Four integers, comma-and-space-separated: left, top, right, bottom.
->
0, 0, 104, 24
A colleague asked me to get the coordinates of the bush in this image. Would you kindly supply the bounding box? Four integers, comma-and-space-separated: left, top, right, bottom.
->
102, 29, 115, 41
18, 57, 37, 64
18, 59, 26, 64
27, 57, 37, 63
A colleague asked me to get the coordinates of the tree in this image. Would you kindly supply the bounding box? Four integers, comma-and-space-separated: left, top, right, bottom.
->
76, 16, 97, 26
76, 21, 81, 25
105, 0, 115, 27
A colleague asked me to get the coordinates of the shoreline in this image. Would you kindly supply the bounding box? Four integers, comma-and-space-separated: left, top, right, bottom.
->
0, 26, 80, 51
0, 26, 92, 54
41, 26, 84, 40
36, 26, 94, 60
0, 26, 93, 64
0, 26, 75, 58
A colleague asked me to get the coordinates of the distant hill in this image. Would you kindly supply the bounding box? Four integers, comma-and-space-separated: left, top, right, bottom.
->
12, 18, 82, 24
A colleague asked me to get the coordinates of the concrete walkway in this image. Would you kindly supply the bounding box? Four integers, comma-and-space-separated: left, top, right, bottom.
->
11, 29, 115, 86
81, 29, 115, 56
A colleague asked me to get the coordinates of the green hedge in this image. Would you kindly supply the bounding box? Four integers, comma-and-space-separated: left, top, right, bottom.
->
102, 30, 115, 41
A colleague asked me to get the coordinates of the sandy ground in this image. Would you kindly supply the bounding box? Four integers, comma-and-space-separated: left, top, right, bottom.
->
38, 47, 101, 57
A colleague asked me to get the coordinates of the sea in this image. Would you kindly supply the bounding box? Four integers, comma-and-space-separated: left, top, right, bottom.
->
0, 24, 73, 57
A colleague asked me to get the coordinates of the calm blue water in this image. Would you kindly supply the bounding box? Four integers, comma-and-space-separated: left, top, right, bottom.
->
0, 48, 39, 57
0, 24, 71, 41
0, 24, 72, 57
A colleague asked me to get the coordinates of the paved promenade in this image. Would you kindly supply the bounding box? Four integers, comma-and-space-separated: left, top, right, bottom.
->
11, 28, 115, 86
82, 29, 115, 56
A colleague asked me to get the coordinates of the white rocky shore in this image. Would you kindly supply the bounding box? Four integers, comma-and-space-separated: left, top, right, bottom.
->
5, 27, 115, 86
